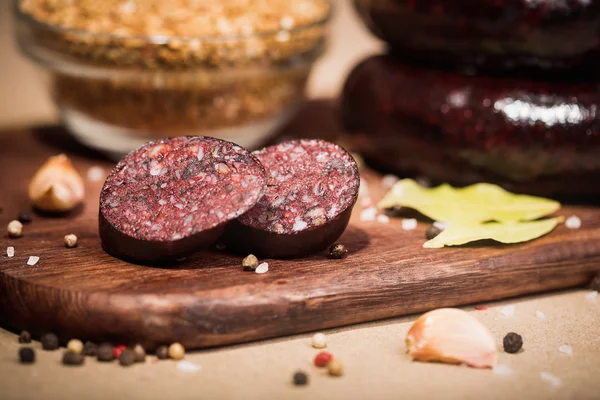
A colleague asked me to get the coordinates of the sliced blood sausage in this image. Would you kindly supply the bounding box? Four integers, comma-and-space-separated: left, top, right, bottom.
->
99, 136, 266, 263
226, 139, 360, 258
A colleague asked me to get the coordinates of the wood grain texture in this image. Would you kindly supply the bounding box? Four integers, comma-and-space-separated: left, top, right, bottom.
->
1, 103, 599, 349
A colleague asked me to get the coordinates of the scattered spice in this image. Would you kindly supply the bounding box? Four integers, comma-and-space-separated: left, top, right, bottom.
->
156, 345, 169, 360
113, 344, 126, 359
242, 254, 259, 271
28, 154, 85, 212
177, 360, 202, 373
589, 274, 600, 291
41, 333, 59, 351
565, 215, 582, 229
536, 311, 545, 319
7, 220, 23, 238
585, 291, 598, 301
540, 371, 562, 387
62, 351, 85, 366
314, 351, 333, 367
67, 339, 84, 354
64, 234, 78, 248
168, 343, 185, 360
401, 218, 417, 231
7, 247, 15, 258
82, 341, 97, 357
87, 166, 105, 182
500, 305, 516, 317
327, 360, 344, 376
18, 331, 32, 344
381, 174, 399, 188
475, 306, 488, 311
27, 256, 40, 266
311, 333, 327, 349
133, 344, 146, 363
119, 349, 136, 366
503, 332, 523, 354
255, 262, 269, 274
97, 343, 115, 362
329, 243, 348, 259
433, 221, 449, 230
426, 224, 443, 240
360, 196, 373, 207
293, 371, 309, 386
492, 364, 513, 376
19, 347, 35, 364
558, 345, 573, 355
17, 211, 32, 224
360, 206, 377, 222
377, 214, 390, 224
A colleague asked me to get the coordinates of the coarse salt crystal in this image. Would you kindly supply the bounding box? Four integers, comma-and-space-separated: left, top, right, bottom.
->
381, 174, 399, 188
377, 214, 390, 224
177, 360, 201, 373
87, 166, 105, 182
585, 291, 598, 301
536, 311, 545, 319
500, 305, 516, 317
360, 207, 377, 222
359, 179, 369, 198
558, 345, 573, 355
7, 247, 14, 258
565, 215, 581, 229
433, 221, 449, 230
401, 218, 417, 231
540, 372, 562, 387
360, 197, 373, 207
493, 364, 513, 376
27, 256, 39, 266
255, 262, 269, 274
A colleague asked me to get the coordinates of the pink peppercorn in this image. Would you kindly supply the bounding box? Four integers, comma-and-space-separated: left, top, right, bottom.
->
314, 351, 333, 367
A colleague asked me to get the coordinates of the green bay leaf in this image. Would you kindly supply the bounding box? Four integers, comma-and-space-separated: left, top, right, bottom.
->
423, 217, 564, 249
378, 179, 560, 223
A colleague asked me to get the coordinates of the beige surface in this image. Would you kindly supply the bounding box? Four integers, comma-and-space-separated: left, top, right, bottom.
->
0, 0, 382, 129
1, 1, 599, 399
1, 291, 599, 400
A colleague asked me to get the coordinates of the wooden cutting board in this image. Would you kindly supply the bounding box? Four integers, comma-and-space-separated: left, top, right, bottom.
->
1, 103, 599, 349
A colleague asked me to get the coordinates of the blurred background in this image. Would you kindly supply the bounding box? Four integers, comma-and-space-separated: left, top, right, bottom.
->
0, 0, 382, 130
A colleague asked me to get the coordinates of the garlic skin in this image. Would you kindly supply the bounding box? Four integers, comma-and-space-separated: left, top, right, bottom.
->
406, 308, 497, 369
29, 154, 85, 212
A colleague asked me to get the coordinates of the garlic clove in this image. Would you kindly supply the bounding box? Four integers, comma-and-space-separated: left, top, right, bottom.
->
29, 154, 85, 212
406, 308, 497, 369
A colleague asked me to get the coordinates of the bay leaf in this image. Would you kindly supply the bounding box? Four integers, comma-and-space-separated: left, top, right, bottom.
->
378, 179, 560, 224
423, 217, 564, 249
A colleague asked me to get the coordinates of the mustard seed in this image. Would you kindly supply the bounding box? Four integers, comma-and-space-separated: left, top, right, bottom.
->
133, 344, 146, 363
41, 333, 59, 351
19, 347, 35, 364
242, 254, 259, 271
156, 345, 169, 360
168, 343, 185, 360
67, 339, 84, 354
7, 220, 23, 238
64, 234, 78, 248
18, 330, 32, 344
327, 359, 344, 376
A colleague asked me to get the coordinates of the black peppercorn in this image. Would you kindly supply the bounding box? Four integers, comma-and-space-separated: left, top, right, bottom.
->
293, 371, 309, 386
19, 347, 35, 364
156, 345, 169, 360
82, 341, 98, 357
503, 332, 523, 353
62, 351, 85, 366
18, 330, 32, 344
329, 243, 348, 259
426, 225, 443, 240
41, 333, 59, 351
97, 343, 114, 362
17, 212, 32, 224
119, 349, 136, 366
590, 273, 600, 291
